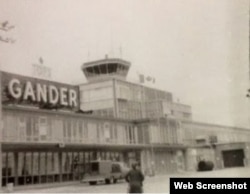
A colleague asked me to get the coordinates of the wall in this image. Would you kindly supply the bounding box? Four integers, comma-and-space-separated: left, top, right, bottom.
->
182, 121, 250, 171
214, 143, 250, 169
79, 80, 115, 117
153, 151, 175, 174
181, 121, 250, 145
185, 148, 215, 171
185, 143, 250, 171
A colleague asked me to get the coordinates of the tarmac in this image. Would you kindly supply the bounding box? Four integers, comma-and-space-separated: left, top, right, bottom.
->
0, 166, 249, 193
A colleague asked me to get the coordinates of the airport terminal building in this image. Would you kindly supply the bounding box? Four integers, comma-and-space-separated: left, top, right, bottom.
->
0, 57, 250, 187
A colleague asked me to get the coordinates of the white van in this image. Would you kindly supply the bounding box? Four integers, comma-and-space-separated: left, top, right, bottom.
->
81, 160, 129, 185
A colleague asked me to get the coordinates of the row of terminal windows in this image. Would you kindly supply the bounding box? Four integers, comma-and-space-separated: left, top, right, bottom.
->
183, 127, 250, 144
84, 64, 128, 78
144, 88, 172, 102
92, 108, 114, 118
2, 110, 148, 145
116, 85, 143, 101
118, 100, 142, 119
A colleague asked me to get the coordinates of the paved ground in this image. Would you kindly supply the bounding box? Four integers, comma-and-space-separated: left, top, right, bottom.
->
3, 167, 249, 193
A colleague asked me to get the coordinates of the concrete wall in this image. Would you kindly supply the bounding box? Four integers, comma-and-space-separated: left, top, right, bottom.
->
185, 148, 215, 171
79, 80, 115, 114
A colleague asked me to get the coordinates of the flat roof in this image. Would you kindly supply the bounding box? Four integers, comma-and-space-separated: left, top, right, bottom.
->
182, 120, 250, 132
83, 58, 131, 68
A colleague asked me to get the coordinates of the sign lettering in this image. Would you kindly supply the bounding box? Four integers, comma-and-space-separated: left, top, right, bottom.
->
6, 77, 78, 108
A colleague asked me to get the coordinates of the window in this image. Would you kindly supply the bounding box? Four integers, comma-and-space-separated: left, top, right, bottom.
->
39, 117, 48, 140
73, 121, 77, 141
118, 86, 130, 100
18, 116, 27, 139
196, 138, 206, 144
63, 120, 67, 139
67, 121, 71, 141
79, 121, 83, 140
111, 164, 121, 173
26, 117, 32, 138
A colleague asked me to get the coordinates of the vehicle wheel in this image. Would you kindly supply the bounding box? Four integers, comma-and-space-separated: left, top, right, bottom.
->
105, 179, 111, 184
89, 181, 97, 185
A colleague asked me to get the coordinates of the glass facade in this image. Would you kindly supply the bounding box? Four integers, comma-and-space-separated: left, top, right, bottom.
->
1, 150, 133, 186
79, 78, 180, 120
1, 106, 184, 187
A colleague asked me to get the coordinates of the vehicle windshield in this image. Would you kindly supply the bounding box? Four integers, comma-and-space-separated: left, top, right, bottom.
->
90, 162, 99, 172
117, 162, 128, 168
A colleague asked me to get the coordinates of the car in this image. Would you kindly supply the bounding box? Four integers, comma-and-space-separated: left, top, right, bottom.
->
81, 160, 130, 185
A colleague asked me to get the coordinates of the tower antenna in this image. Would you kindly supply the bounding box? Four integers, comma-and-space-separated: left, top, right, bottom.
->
119, 44, 123, 59
87, 49, 90, 61
110, 25, 114, 57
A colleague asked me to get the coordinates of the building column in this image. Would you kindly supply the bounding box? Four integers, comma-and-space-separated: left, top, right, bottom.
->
185, 148, 198, 171
112, 79, 118, 118
141, 149, 153, 175
140, 150, 146, 173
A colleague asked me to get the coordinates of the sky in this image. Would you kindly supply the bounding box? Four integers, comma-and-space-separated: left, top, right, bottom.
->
0, 0, 249, 128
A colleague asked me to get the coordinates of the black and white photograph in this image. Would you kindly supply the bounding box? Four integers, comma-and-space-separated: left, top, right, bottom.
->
0, 0, 249, 193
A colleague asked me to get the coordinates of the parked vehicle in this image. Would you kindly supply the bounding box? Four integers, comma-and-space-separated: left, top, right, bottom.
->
197, 160, 214, 171
81, 160, 129, 185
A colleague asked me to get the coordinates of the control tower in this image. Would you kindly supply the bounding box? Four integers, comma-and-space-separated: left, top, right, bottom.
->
81, 55, 131, 82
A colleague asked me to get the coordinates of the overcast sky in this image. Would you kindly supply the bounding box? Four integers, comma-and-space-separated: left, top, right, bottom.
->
0, 0, 249, 128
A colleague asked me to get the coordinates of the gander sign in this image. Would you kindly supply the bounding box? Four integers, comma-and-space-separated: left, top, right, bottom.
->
2, 72, 78, 108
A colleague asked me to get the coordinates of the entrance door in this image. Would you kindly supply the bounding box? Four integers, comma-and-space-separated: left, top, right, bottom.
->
222, 149, 245, 168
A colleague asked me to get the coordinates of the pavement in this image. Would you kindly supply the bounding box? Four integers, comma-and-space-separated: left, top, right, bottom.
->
1, 167, 249, 193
